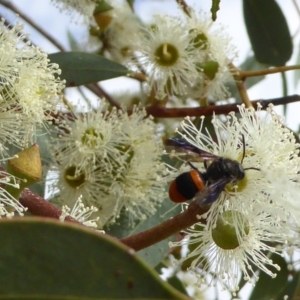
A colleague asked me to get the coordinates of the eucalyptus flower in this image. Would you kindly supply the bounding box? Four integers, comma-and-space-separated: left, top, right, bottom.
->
170, 208, 287, 294
169, 104, 300, 292
103, 1, 141, 63
0, 170, 26, 217
49, 106, 170, 227
0, 19, 64, 151
186, 10, 236, 100
132, 15, 199, 99
60, 195, 99, 228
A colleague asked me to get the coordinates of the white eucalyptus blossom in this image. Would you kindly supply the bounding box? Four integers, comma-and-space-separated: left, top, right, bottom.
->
60, 195, 99, 228
0, 19, 64, 150
49, 106, 171, 227
170, 207, 287, 294
103, 2, 141, 63
169, 104, 300, 292
0, 170, 26, 217
54, 104, 123, 169
176, 104, 300, 225
107, 108, 171, 223
186, 10, 236, 100
132, 15, 199, 99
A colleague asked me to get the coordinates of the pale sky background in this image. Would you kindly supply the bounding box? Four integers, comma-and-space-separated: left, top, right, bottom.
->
2, 1, 300, 299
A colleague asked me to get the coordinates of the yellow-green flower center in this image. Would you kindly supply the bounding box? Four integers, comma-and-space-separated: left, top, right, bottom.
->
65, 166, 86, 188
155, 43, 179, 67
225, 175, 248, 193
190, 31, 208, 49
212, 210, 250, 249
81, 127, 103, 148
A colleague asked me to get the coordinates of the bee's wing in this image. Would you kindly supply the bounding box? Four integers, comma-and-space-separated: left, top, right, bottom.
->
195, 178, 231, 207
165, 138, 219, 162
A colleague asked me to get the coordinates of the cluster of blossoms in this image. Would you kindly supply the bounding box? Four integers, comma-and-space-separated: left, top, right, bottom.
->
49, 103, 170, 228
169, 105, 300, 294
0, 18, 64, 156
12, 1, 299, 296
96, 1, 141, 64
131, 12, 236, 100
54, 0, 236, 102
0, 19, 64, 217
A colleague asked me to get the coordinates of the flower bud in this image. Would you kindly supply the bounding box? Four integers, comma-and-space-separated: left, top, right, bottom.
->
6, 144, 42, 199
212, 211, 249, 249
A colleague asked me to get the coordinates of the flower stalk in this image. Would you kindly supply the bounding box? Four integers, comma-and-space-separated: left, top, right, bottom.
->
120, 201, 209, 251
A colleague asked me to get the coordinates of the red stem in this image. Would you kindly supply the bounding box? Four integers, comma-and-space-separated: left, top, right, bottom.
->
136, 95, 300, 118
19, 189, 81, 225
120, 201, 209, 251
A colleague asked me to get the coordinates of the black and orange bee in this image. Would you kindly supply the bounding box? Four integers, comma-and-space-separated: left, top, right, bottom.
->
166, 137, 259, 207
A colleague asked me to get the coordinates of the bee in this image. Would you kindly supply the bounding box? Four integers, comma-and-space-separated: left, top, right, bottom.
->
166, 137, 259, 207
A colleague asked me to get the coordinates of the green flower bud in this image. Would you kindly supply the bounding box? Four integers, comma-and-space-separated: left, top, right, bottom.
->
212, 211, 249, 249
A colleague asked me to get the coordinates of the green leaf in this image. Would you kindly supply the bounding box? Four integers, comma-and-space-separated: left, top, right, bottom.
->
0, 218, 190, 300
276, 271, 300, 300
49, 52, 128, 87
210, 0, 221, 21
167, 276, 189, 296
130, 199, 181, 267
67, 30, 81, 52
104, 208, 133, 239
105, 198, 182, 267
248, 253, 289, 300
243, 0, 292, 66
28, 182, 45, 198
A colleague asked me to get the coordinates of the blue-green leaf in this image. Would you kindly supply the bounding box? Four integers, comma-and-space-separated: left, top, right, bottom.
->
249, 253, 289, 300
0, 218, 190, 299
243, 0, 292, 66
49, 52, 128, 87
130, 199, 181, 266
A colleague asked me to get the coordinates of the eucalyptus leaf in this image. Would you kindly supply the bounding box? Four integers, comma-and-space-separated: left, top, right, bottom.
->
243, 0, 292, 66
167, 276, 189, 296
104, 208, 133, 239
49, 52, 128, 87
130, 199, 182, 266
277, 271, 300, 300
67, 30, 81, 52
0, 218, 190, 300
248, 253, 289, 300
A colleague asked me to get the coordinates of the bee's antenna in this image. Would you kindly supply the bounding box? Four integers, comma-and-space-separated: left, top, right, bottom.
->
241, 134, 246, 164
244, 167, 260, 171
